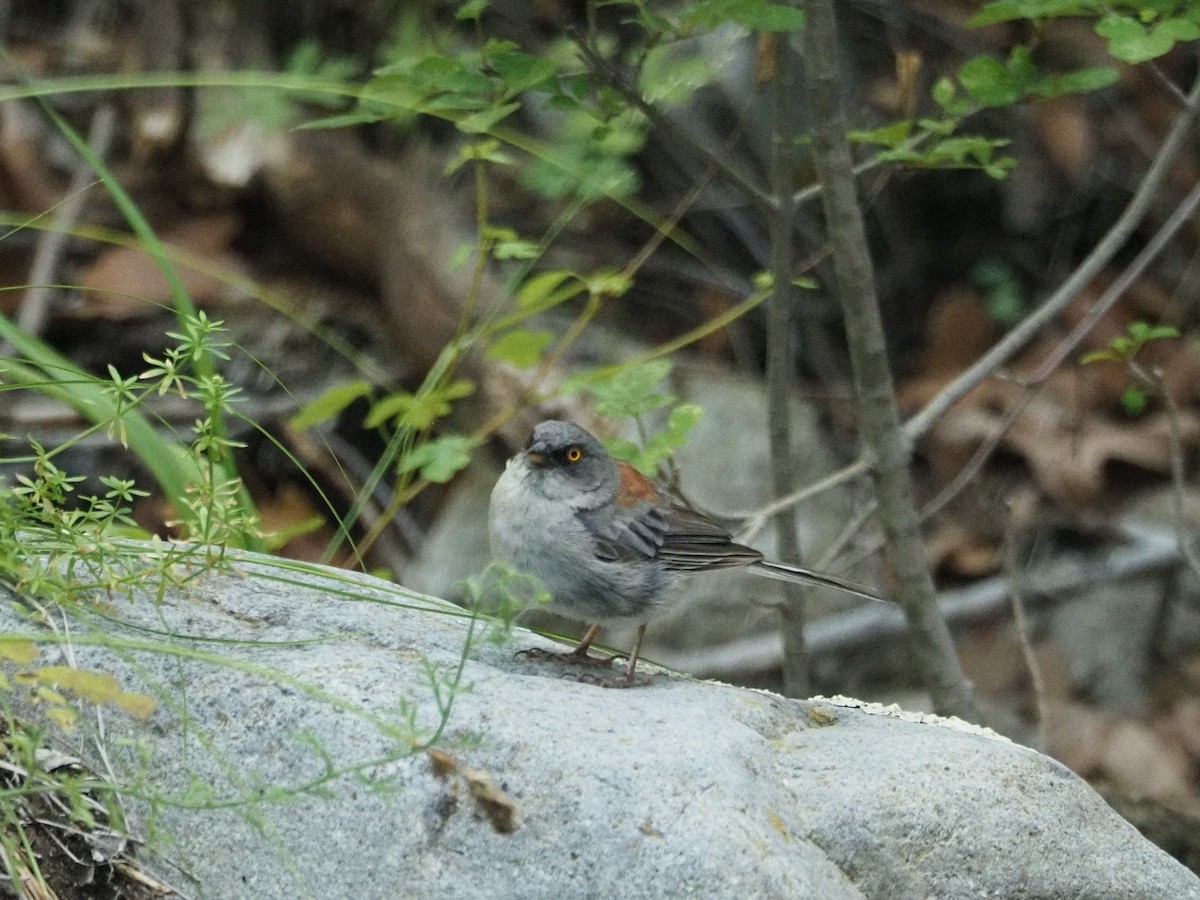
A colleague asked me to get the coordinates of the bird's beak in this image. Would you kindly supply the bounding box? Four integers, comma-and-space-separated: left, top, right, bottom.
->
523, 442, 548, 467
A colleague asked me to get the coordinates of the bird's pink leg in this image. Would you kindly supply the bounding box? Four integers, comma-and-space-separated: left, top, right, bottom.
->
621, 623, 648, 685
571, 623, 603, 659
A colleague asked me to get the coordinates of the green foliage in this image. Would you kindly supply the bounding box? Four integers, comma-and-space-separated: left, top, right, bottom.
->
461, 562, 551, 645
396, 434, 480, 483
290, 380, 374, 430
2, 311, 260, 556
486, 328, 555, 368
1080, 320, 1180, 366
1095, 12, 1200, 63
365, 379, 475, 432
970, 259, 1027, 326
563, 359, 704, 476
855, 0, 1146, 180
683, 0, 806, 31
972, 0, 1200, 63
955, 47, 1118, 108
585, 358, 677, 419
1080, 321, 1181, 415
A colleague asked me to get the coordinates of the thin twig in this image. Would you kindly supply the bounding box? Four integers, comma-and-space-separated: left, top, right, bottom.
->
1003, 511, 1048, 745
904, 75, 1200, 443
13, 103, 116, 339
735, 457, 869, 544
919, 178, 1200, 523
1130, 360, 1200, 582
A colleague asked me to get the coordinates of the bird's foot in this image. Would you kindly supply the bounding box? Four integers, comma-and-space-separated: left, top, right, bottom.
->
578, 670, 653, 689
517, 646, 615, 668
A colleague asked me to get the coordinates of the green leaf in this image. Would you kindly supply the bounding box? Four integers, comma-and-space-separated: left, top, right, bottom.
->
456, 0, 490, 20
492, 237, 540, 260
1080, 348, 1120, 365
1031, 66, 1119, 98
971, 260, 1026, 326
931, 76, 962, 113
1095, 14, 1200, 64
425, 93, 490, 113
439, 378, 477, 401
970, 0, 1093, 26
1121, 386, 1148, 416
365, 379, 475, 430
290, 380, 373, 429
411, 55, 490, 95
641, 44, 718, 106
848, 119, 913, 148
668, 402, 704, 434
399, 435, 479, 482
958, 55, 1025, 107
488, 49, 557, 93
298, 110, 387, 131
685, 0, 805, 31
487, 329, 554, 368
517, 269, 578, 310
584, 270, 633, 299
457, 102, 521, 134
588, 359, 675, 418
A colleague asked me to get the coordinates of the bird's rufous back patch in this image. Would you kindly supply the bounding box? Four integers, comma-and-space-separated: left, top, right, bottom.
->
614, 462, 661, 507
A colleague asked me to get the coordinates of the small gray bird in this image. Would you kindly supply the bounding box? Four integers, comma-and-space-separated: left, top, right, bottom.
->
489, 420, 887, 685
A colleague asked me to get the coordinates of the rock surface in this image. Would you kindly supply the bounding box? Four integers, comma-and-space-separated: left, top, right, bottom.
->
4, 548, 1197, 899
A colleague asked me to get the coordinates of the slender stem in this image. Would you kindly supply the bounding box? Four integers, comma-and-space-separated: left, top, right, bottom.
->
802, 0, 976, 718
765, 29, 809, 697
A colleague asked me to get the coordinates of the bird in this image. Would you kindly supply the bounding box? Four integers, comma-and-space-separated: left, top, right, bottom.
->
488, 420, 889, 685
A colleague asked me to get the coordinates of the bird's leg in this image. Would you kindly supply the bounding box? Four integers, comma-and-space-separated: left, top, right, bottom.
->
621, 623, 647, 685
571, 623, 603, 659
588, 624, 651, 688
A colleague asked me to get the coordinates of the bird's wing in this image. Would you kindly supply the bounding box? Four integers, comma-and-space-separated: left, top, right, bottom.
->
653, 504, 762, 572
578, 462, 761, 571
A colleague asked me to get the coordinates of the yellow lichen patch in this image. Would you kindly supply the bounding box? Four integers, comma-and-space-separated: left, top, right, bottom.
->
0, 640, 38, 664
35, 667, 156, 720
806, 706, 839, 727
113, 691, 156, 720
37, 667, 122, 705
766, 808, 791, 841
47, 706, 78, 730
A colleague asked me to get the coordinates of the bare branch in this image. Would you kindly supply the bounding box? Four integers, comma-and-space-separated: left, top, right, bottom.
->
904, 75, 1200, 443
803, 0, 976, 718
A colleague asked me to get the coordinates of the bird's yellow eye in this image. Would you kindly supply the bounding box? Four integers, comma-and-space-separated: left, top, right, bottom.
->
566, 446, 583, 462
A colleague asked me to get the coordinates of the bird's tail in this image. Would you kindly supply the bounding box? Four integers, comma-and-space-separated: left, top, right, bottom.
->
749, 560, 891, 604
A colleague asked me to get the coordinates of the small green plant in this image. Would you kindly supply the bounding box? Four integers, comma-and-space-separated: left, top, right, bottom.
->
1081, 320, 1180, 414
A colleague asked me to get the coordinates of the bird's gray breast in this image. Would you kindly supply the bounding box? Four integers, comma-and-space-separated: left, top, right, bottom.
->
488, 459, 675, 622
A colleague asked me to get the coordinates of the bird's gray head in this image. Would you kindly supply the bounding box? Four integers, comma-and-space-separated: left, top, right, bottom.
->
515, 420, 617, 502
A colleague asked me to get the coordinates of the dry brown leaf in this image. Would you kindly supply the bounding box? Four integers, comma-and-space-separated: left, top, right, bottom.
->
75, 212, 247, 319
465, 768, 521, 834
1014, 409, 1199, 507
1044, 700, 1111, 775
1098, 719, 1195, 803
427, 749, 459, 779
957, 626, 1028, 695
919, 288, 1000, 377
1163, 698, 1200, 760
1162, 341, 1200, 409
925, 520, 1002, 579
1034, 97, 1095, 180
